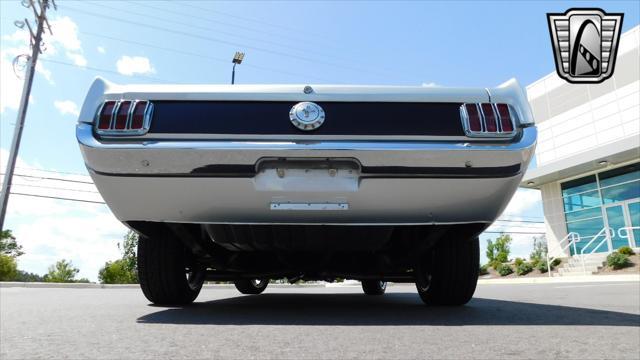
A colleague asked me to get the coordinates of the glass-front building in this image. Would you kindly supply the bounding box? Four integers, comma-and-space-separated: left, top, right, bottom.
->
522, 26, 639, 259
562, 162, 640, 255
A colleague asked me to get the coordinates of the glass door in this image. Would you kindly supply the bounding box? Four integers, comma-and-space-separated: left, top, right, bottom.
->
603, 199, 639, 251
626, 200, 639, 248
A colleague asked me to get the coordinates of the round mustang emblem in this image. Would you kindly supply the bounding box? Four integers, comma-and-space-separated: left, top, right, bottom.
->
289, 102, 325, 131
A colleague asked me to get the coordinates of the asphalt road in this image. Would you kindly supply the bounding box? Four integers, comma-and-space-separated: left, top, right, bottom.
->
1, 282, 639, 359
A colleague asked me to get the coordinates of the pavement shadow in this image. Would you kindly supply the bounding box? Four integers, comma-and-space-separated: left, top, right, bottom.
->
137, 292, 640, 326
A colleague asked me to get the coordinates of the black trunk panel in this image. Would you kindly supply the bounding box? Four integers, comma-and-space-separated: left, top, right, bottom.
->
148, 101, 465, 136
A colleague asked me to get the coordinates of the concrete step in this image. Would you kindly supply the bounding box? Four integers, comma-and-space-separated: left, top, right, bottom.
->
564, 261, 606, 268
558, 267, 600, 274
553, 271, 596, 277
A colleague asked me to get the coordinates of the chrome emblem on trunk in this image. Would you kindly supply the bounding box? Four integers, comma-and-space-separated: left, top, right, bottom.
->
289, 102, 325, 131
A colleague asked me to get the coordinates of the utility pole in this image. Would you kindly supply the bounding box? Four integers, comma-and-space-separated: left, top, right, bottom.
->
0, 0, 56, 230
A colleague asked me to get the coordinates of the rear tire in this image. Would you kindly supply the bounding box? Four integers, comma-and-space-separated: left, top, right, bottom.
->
234, 279, 269, 294
416, 237, 479, 306
362, 280, 387, 295
137, 232, 205, 305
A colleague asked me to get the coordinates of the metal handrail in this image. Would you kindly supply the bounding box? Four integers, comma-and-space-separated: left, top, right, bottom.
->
546, 232, 580, 277
618, 226, 640, 248
580, 227, 614, 273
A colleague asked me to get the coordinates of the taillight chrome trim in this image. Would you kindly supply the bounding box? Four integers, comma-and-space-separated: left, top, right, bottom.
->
94, 100, 154, 136
459, 103, 517, 138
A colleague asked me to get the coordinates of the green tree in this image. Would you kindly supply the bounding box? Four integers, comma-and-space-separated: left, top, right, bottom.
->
0, 254, 18, 281
44, 259, 80, 283
14, 270, 44, 282
529, 235, 547, 266
99, 259, 136, 284
486, 234, 512, 269
0, 229, 24, 257
98, 231, 139, 284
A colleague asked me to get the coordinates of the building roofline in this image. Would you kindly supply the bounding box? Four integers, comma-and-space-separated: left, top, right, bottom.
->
521, 136, 640, 189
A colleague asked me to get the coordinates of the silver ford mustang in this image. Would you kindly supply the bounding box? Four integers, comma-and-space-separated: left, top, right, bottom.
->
77, 78, 536, 305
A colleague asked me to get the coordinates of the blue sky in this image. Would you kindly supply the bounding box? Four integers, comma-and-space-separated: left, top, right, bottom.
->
1, 1, 638, 280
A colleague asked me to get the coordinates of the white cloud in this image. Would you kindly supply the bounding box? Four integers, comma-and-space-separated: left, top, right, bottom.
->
116, 56, 156, 76
501, 188, 542, 218
53, 100, 80, 117
0, 50, 26, 113
422, 82, 440, 87
66, 52, 87, 67
0, 150, 128, 282
97, 46, 106, 54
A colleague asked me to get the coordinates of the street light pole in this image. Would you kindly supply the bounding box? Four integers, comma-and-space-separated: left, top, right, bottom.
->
0, 0, 55, 230
231, 63, 237, 85
231, 51, 244, 85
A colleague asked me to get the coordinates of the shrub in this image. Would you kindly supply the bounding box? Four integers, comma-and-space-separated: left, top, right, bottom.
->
497, 263, 513, 276
486, 235, 512, 265
530, 258, 540, 268
514, 257, 524, 267
516, 262, 533, 276
44, 259, 80, 283
489, 260, 502, 271
551, 258, 562, 267
607, 252, 631, 270
99, 259, 137, 284
14, 270, 44, 282
479, 264, 489, 276
618, 246, 635, 256
536, 260, 549, 273
0, 254, 18, 281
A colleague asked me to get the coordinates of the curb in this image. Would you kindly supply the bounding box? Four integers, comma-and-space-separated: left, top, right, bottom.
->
477, 273, 640, 284
2, 274, 638, 289
0, 282, 328, 289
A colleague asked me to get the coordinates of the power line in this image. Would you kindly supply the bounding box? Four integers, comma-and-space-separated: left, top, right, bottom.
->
159, 1, 329, 41
59, 4, 377, 76
80, 31, 331, 82
12, 183, 99, 194
15, 166, 90, 177
495, 219, 544, 224
500, 214, 544, 220
39, 58, 181, 83
100, 1, 342, 64
1, 173, 95, 185
10, 192, 105, 205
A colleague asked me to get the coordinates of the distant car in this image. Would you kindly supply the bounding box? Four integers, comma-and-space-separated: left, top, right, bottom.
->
77, 78, 536, 305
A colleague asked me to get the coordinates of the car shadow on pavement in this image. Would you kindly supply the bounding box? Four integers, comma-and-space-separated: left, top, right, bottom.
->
137, 292, 640, 326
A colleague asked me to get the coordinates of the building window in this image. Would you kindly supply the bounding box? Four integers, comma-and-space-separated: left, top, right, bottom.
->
561, 162, 640, 255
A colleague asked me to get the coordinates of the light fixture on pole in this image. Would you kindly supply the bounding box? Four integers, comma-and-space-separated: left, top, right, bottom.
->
231, 51, 244, 85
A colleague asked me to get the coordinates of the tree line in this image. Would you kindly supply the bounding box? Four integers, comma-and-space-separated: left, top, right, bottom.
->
0, 229, 138, 284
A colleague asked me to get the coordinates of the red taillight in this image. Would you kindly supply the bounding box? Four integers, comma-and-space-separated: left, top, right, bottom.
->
114, 101, 131, 130
97, 101, 116, 130
497, 103, 514, 132
95, 100, 153, 135
131, 101, 147, 129
461, 102, 516, 137
465, 104, 482, 132
481, 103, 497, 132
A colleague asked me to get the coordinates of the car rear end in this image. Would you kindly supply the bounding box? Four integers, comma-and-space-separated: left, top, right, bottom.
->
77, 78, 536, 306
76, 78, 536, 226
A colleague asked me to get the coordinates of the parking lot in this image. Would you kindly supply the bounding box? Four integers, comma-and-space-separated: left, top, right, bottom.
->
1, 282, 639, 359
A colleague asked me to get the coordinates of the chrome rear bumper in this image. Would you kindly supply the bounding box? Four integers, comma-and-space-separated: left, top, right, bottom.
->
77, 124, 536, 224
77, 124, 536, 176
